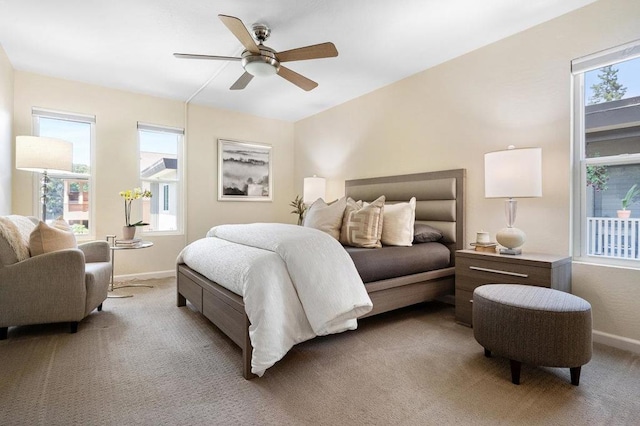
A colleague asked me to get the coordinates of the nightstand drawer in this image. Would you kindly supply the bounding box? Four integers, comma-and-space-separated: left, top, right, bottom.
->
456, 256, 552, 291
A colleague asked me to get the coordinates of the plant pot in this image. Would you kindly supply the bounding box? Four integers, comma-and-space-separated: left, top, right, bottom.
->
122, 226, 136, 240
617, 210, 631, 219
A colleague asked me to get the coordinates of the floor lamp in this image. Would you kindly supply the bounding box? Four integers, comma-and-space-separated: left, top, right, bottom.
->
15, 136, 73, 222
484, 145, 542, 255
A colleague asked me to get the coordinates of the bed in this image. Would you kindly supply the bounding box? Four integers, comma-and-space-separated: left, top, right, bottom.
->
176, 168, 466, 379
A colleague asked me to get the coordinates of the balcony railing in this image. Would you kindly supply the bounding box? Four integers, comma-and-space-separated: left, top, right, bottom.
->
587, 217, 639, 259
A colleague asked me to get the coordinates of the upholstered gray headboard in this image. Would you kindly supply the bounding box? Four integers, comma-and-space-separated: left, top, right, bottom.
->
345, 169, 466, 255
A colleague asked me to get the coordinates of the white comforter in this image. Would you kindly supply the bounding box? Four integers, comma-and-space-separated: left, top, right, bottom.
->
177, 223, 373, 376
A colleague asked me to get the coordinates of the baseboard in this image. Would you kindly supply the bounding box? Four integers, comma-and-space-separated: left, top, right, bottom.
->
592, 330, 640, 354
114, 270, 176, 282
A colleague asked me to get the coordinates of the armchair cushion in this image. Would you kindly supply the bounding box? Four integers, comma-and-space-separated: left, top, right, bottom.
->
29, 220, 77, 257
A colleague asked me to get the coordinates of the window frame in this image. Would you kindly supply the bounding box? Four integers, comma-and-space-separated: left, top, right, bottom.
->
571, 39, 640, 268
137, 122, 184, 236
31, 107, 96, 240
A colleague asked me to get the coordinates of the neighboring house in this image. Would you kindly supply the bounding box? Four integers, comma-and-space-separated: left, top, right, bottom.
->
140, 153, 178, 232
586, 95, 640, 218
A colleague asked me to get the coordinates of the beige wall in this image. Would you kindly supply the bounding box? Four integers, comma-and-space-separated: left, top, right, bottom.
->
0, 44, 13, 214
185, 103, 295, 243
12, 72, 296, 276
294, 0, 640, 345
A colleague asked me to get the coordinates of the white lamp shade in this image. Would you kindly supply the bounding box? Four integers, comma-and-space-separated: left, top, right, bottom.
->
303, 176, 326, 204
16, 136, 73, 173
484, 147, 542, 198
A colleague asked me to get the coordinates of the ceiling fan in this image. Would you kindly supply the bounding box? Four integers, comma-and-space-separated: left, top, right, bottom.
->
174, 14, 339, 91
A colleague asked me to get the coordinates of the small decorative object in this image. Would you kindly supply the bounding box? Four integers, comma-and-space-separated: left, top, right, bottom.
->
119, 187, 152, 239
218, 139, 272, 201
617, 184, 639, 218
470, 242, 498, 253
289, 195, 306, 225
476, 231, 490, 244
471, 231, 496, 252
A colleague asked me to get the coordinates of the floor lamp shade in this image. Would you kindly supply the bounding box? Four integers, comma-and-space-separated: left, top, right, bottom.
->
484, 146, 542, 254
16, 136, 74, 221
16, 136, 73, 174
303, 176, 326, 204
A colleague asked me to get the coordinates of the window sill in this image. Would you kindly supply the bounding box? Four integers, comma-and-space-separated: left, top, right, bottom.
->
572, 256, 640, 271
140, 230, 183, 237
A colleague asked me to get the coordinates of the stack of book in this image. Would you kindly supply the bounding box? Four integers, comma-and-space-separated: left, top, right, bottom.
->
115, 238, 142, 247
470, 242, 497, 253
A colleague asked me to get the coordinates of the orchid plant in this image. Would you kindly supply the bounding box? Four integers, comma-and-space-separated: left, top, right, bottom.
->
119, 187, 152, 227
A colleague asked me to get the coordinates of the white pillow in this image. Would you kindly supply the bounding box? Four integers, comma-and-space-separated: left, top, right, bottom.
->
303, 197, 347, 240
381, 197, 416, 246
29, 218, 77, 257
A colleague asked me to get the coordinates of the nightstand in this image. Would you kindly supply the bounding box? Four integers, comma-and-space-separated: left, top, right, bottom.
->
455, 249, 572, 327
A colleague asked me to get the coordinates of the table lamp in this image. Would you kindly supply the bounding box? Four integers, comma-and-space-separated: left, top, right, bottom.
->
16, 136, 73, 221
484, 145, 542, 255
303, 175, 326, 204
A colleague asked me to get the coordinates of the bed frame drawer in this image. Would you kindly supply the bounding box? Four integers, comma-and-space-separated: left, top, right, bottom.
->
202, 287, 248, 348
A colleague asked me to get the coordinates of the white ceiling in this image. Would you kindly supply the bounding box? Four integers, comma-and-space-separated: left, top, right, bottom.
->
0, 0, 595, 122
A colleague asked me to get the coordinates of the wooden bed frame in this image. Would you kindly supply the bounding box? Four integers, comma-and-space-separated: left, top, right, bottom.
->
177, 169, 466, 379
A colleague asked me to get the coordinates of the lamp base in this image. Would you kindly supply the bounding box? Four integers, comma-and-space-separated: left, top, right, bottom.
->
496, 226, 526, 255
499, 247, 522, 255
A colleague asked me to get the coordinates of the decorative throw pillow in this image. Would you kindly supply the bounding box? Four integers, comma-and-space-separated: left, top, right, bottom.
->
381, 197, 416, 246
0, 215, 35, 263
413, 223, 443, 243
340, 196, 385, 248
29, 218, 77, 256
303, 197, 347, 240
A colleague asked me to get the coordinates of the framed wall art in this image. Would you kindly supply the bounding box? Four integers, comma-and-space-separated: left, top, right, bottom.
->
218, 139, 273, 201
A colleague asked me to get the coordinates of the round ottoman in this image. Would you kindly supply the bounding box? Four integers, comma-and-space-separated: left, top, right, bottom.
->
472, 284, 592, 386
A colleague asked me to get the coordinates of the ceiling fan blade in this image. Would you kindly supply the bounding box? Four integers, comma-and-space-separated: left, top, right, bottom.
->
173, 53, 241, 61
277, 42, 339, 63
218, 14, 260, 54
277, 66, 318, 91
230, 72, 254, 90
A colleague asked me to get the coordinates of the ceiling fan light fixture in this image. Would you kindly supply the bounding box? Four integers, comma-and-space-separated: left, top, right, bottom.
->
175, 15, 337, 90
243, 54, 279, 77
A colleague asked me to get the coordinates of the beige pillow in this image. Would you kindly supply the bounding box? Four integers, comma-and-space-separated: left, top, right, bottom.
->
381, 197, 416, 246
340, 196, 385, 248
303, 197, 347, 240
29, 218, 77, 256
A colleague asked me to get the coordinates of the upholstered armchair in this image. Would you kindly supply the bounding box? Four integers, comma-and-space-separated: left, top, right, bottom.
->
0, 215, 111, 339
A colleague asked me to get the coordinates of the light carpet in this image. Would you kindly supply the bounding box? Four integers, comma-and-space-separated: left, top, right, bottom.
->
0, 277, 638, 425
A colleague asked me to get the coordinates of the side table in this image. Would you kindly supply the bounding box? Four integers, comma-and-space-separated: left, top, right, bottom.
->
107, 237, 154, 298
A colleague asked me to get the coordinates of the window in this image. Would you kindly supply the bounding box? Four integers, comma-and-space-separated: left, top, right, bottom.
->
572, 40, 640, 265
32, 108, 95, 236
138, 123, 183, 233
162, 185, 170, 212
